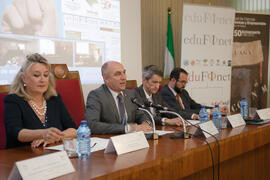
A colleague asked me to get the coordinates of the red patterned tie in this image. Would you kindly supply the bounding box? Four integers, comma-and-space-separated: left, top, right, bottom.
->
176, 94, 185, 110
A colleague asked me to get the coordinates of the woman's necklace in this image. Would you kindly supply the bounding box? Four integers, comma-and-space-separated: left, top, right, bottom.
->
29, 99, 47, 116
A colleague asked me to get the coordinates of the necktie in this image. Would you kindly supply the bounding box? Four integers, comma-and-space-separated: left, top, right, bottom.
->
176, 94, 185, 110
148, 97, 155, 115
117, 93, 127, 125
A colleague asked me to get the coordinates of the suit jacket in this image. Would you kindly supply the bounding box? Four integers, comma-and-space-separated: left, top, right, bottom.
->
160, 85, 202, 116
85, 84, 148, 134
4, 94, 76, 149
134, 85, 170, 125
134, 85, 195, 121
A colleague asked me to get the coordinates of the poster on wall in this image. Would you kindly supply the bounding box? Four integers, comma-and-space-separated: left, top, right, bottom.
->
181, 4, 235, 108
231, 12, 269, 112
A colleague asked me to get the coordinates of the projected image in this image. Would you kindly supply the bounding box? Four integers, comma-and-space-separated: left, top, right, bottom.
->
40, 40, 73, 67
0, 37, 38, 66
1, 0, 58, 37
75, 42, 104, 67
0, 0, 120, 85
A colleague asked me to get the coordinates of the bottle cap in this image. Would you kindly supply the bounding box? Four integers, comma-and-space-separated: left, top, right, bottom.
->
81, 120, 87, 125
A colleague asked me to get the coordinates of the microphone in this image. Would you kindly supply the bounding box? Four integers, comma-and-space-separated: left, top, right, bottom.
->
131, 97, 146, 108
144, 101, 171, 111
131, 98, 158, 140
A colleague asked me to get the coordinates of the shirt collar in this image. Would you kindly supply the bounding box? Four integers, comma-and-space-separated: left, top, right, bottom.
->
108, 87, 123, 99
143, 86, 152, 99
168, 85, 177, 96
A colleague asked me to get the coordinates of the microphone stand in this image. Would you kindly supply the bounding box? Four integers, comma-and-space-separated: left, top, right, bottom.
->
159, 110, 191, 139
138, 107, 159, 140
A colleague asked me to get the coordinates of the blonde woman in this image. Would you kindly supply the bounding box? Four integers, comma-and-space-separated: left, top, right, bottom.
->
4, 53, 77, 148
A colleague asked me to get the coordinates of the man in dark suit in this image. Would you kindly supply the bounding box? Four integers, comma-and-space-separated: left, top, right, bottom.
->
85, 61, 152, 134
134, 65, 193, 125
161, 68, 206, 120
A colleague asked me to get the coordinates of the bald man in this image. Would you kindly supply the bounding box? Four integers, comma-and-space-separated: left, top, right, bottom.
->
85, 61, 152, 134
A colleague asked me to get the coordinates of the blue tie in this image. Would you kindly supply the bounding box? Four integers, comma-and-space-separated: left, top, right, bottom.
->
117, 93, 127, 125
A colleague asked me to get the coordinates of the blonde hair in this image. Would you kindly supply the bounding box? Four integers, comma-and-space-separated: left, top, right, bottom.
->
9, 53, 57, 100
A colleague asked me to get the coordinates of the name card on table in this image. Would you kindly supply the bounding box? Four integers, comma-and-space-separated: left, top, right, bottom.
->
256, 108, 270, 120
104, 131, 149, 155
198, 120, 219, 138
8, 151, 75, 180
227, 113, 246, 128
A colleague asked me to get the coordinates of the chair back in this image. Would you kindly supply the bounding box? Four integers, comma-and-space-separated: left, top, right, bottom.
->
51, 64, 85, 127
159, 79, 169, 91
0, 85, 10, 149
126, 80, 138, 89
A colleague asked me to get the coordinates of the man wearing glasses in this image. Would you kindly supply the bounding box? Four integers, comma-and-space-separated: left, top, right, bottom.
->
161, 67, 207, 120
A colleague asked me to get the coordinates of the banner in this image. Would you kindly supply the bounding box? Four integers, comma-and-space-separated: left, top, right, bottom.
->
181, 4, 235, 107
231, 12, 269, 112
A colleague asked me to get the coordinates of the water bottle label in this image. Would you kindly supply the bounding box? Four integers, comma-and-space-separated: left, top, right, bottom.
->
78, 134, 90, 139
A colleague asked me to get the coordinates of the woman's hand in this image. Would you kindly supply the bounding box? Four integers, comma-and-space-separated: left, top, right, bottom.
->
42, 127, 64, 144
31, 139, 46, 148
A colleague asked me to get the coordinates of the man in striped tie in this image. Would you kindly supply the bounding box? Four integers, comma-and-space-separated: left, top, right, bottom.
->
134, 65, 191, 126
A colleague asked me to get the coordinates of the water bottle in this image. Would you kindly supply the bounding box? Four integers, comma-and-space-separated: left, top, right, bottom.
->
240, 98, 248, 119
212, 104, 222, 131
199, 106, 208, 124
77, 120, 91, 159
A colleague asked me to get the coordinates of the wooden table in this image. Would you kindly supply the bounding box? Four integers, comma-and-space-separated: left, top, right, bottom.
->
1, 124, 270, 180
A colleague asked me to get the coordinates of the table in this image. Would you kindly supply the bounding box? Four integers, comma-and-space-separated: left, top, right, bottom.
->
1, 124, 270, 180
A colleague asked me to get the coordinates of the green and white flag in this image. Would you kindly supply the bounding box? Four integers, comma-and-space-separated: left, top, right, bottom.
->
164, 9, 175, 78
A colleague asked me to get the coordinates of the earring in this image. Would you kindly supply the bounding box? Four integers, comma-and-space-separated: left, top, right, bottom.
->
23, 84, 26, 87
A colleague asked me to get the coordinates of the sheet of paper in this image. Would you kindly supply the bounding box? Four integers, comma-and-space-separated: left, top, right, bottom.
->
199, 120, 219, 138
45, 137, 109, 152
186, 120, 200, 126
256, 108, 270, 120
105, 131, 149, 155
145, 130, 174, 136
9, 151, 74, 180
227, 113, 246, 128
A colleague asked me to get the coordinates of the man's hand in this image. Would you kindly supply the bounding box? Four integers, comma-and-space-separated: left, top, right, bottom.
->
136, 122, 152, 133
1, 0, 58, 37
164, 118, 184, 126
192, 114, 199, 120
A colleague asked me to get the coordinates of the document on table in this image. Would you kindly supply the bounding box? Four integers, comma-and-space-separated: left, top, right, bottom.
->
145, 130, 174, 136
186, 120, 200, 126
45, 137, 109, 152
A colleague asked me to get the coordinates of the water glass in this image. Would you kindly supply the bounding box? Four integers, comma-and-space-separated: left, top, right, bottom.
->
63, 138, 78, 158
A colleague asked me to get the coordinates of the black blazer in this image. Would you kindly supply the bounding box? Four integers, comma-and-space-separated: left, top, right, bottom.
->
161, 85, 204, 115
134, 85, 171, 125
4, 94, 76, 149
134, 85, 195, 122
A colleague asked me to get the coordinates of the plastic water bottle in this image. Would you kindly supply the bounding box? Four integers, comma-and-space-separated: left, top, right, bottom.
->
212, 105, 222, 131
199, 106, 208, 124
240, 98, 248, 119
77, 120, 91, 159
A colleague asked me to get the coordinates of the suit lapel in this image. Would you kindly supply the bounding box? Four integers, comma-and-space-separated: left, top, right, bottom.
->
138, 85, 151, 111
103, 85, 121, 122
138, 85, 147, 100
